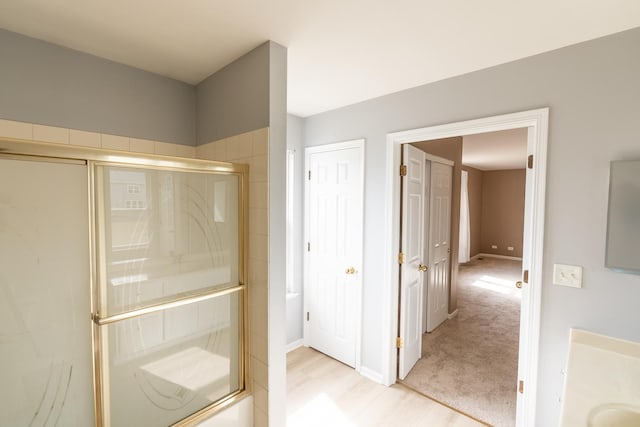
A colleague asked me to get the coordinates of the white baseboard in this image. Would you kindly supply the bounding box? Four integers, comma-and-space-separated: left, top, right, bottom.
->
471, 253, 523, 261
448, 309, 459, 320
359, 366, 385, 385
286, 339, 304, 353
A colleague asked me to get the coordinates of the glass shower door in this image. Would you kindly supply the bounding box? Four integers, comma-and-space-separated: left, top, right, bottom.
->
0, 157, 94, 426
92, 164, 246, 426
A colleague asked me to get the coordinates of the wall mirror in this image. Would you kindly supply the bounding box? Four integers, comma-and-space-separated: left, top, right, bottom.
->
606, 160, 640, 274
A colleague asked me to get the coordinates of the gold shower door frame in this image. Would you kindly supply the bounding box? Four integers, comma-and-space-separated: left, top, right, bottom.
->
0, 138, 250, 427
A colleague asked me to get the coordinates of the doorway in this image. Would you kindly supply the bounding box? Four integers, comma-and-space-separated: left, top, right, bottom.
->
385, 108, 549, 427
400, 129, 529, 426
303, 139, 365, 369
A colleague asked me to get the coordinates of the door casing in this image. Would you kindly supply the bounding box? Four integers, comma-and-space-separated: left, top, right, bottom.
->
383, 108, 549, 427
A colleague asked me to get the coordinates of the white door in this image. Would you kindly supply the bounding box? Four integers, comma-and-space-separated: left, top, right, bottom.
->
516, 130, 535, 422
305, 140, 364, 368
426, 161, 453, 332
398, 145, 427, 379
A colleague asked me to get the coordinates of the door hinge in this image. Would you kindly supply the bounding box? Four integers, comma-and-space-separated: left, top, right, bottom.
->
400, 164, 407, 176
527, 155, 534, 169
398, 252, 406, 264
523, 269, 529, 284
396, 337, 404, 348
307, 242, 311, 252
519, 380, 524, 394
308, 170, 311, 180
306, 312, 309, 321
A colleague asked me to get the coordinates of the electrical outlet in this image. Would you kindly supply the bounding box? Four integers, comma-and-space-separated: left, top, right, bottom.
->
491, 245, 498, 249
553, 264, 583, 288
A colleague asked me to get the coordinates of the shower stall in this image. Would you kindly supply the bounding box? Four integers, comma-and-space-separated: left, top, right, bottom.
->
0, 139, 248, 426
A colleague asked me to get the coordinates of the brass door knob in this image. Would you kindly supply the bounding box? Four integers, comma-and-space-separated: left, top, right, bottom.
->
345, 267, 356, 275
516, 281, 523, 289
418, 264, 428, 272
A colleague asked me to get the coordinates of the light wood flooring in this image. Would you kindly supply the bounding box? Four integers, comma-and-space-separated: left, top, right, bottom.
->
287, 346, 484, 427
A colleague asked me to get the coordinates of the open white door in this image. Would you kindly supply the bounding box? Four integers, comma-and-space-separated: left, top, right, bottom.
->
515, 129, 535, 421
305, 140, 364, 368
426, 161, 453, 333
398, 144, 426, 379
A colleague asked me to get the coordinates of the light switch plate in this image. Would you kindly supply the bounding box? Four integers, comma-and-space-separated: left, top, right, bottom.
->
553, 263, 583, 288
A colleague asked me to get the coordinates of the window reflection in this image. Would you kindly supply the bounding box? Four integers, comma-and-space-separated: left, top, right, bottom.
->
107, 293, 241, 426
97, 166, 240, 316
109, 170, 150, 251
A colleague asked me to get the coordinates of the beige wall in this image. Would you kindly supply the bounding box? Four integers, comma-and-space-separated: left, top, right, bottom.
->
463, 165, 484, 258
411, 136, 462, 313
196, 128, 269, 426
479, 169, 526, 258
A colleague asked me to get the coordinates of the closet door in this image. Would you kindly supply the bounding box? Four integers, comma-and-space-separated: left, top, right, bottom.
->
0, 157, 93, 426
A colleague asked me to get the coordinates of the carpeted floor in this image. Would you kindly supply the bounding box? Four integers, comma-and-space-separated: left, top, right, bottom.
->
401, 256, 522, 427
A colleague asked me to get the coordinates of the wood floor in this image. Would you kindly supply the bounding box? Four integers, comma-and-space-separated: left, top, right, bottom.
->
287, 346, 485, 427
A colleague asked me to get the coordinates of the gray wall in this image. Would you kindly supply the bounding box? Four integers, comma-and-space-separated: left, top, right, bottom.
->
286, 114, 304, 346
0, 29, 195, 145
196, 42, 270, 145
302, 27, 640, 425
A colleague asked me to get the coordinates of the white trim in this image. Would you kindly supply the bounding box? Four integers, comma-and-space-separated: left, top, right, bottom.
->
383, 108, 548, 427
303, 138, 365, 373
286, 339, 304, 353
359, 366, 385, 384
447, 309, 459, 320
470, 253, 523, 261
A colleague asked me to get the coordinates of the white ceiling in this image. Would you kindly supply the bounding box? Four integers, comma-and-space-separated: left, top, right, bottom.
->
462, 129, 528, 171
1, 1, 639, 117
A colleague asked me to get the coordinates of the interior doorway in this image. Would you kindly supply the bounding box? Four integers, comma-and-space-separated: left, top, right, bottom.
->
399, 129, 529, 426
385, 108, 549, 427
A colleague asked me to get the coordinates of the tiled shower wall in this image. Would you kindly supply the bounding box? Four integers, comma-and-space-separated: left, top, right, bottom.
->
0, 118, 197, 157
0, 118, 268, 427
196, 128, 269, 427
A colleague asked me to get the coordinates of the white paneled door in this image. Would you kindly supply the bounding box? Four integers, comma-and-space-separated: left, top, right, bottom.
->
426, 161, 453, 333
305, 140, 364, 368
398, 145, 426, 379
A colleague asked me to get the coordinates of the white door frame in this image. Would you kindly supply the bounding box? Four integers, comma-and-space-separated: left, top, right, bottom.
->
303, 138, 365, 373
382, 108, 548, 427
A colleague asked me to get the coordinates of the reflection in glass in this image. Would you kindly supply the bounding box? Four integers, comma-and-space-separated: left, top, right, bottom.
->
95, 166, 240, 316
104, 292, 242, 426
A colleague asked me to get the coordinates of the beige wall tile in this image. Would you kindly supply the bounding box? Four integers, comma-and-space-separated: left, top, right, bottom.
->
130, 138, 155, 154
249, 182, 268, 209
251, 128, 269, 156
253, 384, 268, 414
248, 259, 268, 285
249, 276, 269, 335
216, 138, 230, 161
252, 357, 268, 390
195, 142, 215, 160
175, 144, 196, 158
249, 234, 268, 262
249, 155, 268, 183
0, 119, 32, 140
225, 135, 241, 160
101, 134, 130, 151
250, 208, 268, 236
155, 141, 178, 156
70, 129, 101, 147
33, 124, 69, 144
230, 133, 253, 160
251, 331, 268, 365
254, 408, 268, 427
